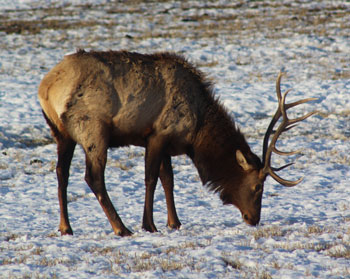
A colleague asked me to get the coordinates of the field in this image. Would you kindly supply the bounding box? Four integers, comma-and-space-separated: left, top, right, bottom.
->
1, 1, 350, 278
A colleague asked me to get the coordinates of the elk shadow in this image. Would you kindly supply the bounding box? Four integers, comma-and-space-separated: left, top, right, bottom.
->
0, 125, 52, 149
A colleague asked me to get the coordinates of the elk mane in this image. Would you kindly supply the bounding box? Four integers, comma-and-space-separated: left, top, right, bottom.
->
191, 93, 262, 199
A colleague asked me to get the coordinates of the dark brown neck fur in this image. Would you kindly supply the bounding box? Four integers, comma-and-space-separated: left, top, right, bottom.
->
193, 100, 246, 180
191, 98, 261, 200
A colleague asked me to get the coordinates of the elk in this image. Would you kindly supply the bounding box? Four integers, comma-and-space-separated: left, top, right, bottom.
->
38, 50, 316, 236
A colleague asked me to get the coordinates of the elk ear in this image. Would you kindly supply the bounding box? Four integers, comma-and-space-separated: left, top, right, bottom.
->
236, 150, 253, 171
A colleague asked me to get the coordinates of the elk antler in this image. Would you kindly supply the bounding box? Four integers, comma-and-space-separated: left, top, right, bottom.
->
262, 72, 317, 186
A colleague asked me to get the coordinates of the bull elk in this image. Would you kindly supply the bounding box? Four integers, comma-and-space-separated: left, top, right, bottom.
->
38, 50, 316, 236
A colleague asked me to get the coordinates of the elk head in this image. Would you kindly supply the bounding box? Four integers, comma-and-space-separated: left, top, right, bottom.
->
235, 72, 317, 226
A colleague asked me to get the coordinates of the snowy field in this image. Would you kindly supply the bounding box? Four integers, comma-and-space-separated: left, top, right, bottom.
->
1, 1, 350, 278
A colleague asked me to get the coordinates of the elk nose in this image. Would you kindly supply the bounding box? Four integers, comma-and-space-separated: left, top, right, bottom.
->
243, 213, 260, 226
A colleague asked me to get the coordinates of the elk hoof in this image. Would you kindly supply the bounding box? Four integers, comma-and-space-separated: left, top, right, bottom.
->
116, 227, 133, 237
142, 223, 158, 233
59, 227, 73, 236
167, 222, 181, 230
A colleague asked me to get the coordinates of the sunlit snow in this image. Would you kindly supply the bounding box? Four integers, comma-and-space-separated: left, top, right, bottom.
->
1, 1, 350, 278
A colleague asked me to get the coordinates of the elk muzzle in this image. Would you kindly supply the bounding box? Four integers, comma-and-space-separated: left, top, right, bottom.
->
242, 211, 260, 226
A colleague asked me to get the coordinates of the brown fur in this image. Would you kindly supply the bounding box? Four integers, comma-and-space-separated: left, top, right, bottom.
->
38, 50, 266, 236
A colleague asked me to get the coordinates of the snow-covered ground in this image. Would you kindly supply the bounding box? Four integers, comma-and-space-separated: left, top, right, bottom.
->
1, 1, 350, 278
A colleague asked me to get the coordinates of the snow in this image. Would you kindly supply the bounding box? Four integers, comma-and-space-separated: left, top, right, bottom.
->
1, 0, 350, 278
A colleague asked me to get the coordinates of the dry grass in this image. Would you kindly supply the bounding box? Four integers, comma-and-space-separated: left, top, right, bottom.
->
1, 1, 349, 82
253, 225, 287, 240
2, 224, 349, 278
1, 2, 349, 39
79, 242, 207, 275
107, 149, 143, 171
221, 256, 243, 270
327, 247, 350, 259
221, 252, 273, 279
248, 223, 350, 260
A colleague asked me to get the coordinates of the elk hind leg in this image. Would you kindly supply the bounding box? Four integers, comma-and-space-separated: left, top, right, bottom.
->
82, 129, 132, 236
43, 110, 76, 235
56, 136, 76, 235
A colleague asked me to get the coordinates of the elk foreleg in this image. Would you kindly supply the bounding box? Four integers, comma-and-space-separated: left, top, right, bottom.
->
56, 136, 76, 235
142, 136, 165, 233
83, 137, 132, 237
159, 155, 181, 230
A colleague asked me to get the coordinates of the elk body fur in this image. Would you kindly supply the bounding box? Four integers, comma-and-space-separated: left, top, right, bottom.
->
38, 50, 314, 236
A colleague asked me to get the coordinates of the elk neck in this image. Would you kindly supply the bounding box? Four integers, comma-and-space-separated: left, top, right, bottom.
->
189, 99, 252, 191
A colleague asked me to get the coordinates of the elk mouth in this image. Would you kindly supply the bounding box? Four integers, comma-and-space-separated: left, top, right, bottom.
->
242, 213, 260, 226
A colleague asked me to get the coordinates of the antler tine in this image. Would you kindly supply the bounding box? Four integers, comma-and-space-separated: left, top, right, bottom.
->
288, 110, 319, 126
285, 97, 318, 110
262, 72, 287, 165
262, 110, 281, 161
262, 72, 316, 187
275, 72, 284, 102
273, 146, 302, 156
268, 168, 304, 187
271, 163, 294, 172
281, 85, 318, 125
283, 124, 298, 132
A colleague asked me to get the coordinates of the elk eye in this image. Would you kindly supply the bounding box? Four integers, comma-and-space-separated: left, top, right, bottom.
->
254, 184, 263, 193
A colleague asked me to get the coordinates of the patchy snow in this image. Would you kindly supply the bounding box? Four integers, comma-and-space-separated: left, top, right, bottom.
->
0, 1, 350, 278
